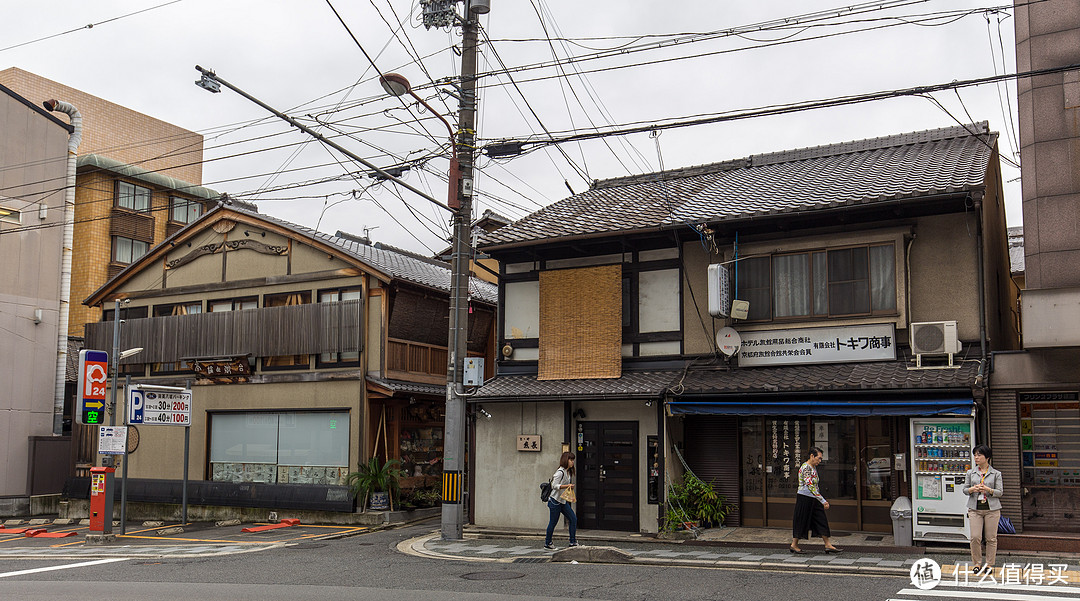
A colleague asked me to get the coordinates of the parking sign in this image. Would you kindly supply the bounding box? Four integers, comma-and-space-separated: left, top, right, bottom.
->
127, 384, 191, 426
76, 350, 109, 425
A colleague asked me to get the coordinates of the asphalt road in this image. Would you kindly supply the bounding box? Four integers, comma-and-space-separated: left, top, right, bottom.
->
0, 520, 991, 601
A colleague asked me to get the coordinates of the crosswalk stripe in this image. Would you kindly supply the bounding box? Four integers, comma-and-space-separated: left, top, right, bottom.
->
896, 587, 1080, 601
934, 581, 1080, 594
0, 557, 128, 578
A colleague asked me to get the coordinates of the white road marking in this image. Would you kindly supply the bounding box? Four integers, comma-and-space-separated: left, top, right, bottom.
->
0, 557, 128, 578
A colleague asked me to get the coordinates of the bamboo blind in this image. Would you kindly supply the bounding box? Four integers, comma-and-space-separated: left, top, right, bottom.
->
537, 264, 622, 380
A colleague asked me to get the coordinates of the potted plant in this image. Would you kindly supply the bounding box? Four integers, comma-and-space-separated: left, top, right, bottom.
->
662, 472, 736, 531
346, 456, 405, 512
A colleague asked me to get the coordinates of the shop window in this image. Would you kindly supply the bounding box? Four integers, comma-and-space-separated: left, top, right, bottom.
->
765, 418, 806, 498
317, 288, 361, 366
117, 181, 151, 213
209, 411, 349, 484
862, 417, 895, 501
113, 236, 149, 264
263, 291, 311, 369
736, 243, 896, 321
1020, 393, 1080, 488
811, 419, 857, 500
170, 196, 202, 224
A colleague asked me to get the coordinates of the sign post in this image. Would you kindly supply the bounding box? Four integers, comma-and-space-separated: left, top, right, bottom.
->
125, 383, 193, 524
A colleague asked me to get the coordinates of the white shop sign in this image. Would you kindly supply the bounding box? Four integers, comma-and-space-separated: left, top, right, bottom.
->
738, 323, 896, 367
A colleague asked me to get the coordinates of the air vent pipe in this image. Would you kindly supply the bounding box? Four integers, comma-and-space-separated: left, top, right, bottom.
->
44, 99, 82, 436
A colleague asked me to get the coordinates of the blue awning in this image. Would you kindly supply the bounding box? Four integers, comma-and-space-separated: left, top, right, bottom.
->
667, 398, 974, 417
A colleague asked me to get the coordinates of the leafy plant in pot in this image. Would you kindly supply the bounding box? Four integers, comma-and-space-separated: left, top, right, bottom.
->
346, 457, 405, 512
662, 472, 735, 531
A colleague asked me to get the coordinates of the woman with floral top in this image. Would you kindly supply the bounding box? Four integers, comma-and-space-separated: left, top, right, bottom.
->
790, 446, 842, 554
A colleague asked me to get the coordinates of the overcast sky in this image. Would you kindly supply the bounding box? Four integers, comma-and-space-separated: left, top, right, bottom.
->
2, 0, 1023, 255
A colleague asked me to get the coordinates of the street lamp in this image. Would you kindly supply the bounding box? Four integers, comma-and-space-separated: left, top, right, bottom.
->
379, 73, 461, 210
378, 71, 474, 540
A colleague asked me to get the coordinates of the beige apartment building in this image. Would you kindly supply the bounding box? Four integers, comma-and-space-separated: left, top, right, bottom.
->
0, 68, 216, 335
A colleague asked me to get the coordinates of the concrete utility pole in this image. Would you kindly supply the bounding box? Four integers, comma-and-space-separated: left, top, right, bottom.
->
441, 0, 482, 541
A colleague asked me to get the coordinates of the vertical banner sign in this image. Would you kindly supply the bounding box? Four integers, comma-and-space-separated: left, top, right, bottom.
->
76, 350, 109, 425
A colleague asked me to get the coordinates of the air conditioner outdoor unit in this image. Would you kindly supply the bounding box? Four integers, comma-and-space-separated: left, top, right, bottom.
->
910, 320, 961, 368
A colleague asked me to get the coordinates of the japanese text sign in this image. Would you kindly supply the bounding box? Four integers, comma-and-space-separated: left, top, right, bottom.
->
738, 324, 896, 367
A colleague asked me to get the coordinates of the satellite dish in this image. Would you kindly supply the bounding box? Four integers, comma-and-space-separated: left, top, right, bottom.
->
716, 327, 742, 357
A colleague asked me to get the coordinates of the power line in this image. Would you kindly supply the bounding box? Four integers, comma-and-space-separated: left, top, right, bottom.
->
482, 62, 1080, 154
0, 0, 185, 54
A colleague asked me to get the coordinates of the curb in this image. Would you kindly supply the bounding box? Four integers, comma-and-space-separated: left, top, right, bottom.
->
400, 532, 911, 575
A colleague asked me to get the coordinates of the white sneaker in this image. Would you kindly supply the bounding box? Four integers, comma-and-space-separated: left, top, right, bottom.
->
544, 543, 557, 550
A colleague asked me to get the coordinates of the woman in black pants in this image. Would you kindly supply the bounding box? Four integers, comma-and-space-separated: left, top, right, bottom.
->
791, 446, 842, 554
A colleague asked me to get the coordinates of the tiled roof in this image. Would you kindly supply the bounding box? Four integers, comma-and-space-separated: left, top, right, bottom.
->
65, 337, 85, 382
230, 207, 498, 305
472, 360, 978, 401
366, 376, 447, 397
471, 370, 684, 401
480, 124, 996, 248
674, 360, 979, 396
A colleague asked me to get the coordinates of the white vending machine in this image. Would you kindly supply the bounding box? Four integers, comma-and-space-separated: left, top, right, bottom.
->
909, 417, 975, 542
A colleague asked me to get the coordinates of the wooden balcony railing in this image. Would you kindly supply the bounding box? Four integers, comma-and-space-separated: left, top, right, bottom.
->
386, 338, 449, 384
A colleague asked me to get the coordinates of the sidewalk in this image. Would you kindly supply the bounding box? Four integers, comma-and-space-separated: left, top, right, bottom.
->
398, 525, 1080, 581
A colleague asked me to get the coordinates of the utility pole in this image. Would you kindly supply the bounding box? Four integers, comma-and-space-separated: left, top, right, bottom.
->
196, 0, 487, 542
441, 0, 482, 541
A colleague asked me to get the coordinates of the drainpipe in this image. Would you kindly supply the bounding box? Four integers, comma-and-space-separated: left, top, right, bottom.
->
972, 192, 990, 442
44, 99, 82, 436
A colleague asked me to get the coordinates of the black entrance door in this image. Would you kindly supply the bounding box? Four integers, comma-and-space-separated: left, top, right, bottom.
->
577, 421, 639, 531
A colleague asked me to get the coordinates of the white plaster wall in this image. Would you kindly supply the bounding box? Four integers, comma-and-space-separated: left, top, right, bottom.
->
473, 400, 660, 533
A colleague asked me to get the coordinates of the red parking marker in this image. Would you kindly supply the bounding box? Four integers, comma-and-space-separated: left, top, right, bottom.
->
241, 519, 301, 533
25, 530, 77, 538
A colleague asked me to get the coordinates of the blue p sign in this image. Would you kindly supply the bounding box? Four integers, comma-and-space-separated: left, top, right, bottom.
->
128, 389, 144, 424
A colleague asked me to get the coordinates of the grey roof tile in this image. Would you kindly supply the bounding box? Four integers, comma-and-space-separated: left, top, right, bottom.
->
480, 124, 996, 248
229, 207, 498, 304
473, 370, 684, 400
366, 376, 446, 397
472, 361, 978, 401
675, 360, 979, 396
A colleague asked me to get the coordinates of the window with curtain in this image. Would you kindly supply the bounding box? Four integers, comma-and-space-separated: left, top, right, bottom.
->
170, 196, 202, 223
209, 297, 257, 312
112, 236, 149, 264
735, 243, 896, 321
116, 180, 151, 212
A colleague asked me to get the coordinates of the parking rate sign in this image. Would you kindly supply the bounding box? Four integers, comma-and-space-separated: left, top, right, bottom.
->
76, 350, 109, 425
128, 387, 191, 426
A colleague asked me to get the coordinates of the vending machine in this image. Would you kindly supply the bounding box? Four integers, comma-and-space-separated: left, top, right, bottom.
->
909, 417, 975, 542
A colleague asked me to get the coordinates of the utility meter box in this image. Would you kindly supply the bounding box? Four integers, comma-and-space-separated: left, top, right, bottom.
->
464, 357, 485, 387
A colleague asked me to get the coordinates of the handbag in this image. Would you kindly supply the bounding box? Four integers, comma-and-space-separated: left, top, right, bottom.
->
563, 484, 577, 503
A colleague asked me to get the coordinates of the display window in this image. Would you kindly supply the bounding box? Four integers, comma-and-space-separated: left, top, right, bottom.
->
209, 411, 350, 485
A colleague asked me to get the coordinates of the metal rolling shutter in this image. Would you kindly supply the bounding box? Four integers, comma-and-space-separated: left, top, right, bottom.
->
684, 416, 741, 526
988, 390, 1022, 531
